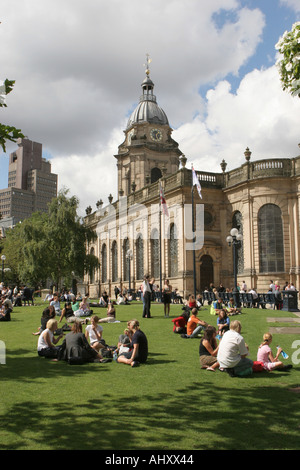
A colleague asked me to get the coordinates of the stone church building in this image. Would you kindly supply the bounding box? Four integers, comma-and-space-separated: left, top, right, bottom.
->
84, 67, 300, 300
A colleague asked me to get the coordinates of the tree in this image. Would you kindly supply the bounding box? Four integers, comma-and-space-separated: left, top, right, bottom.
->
1, 189, 99, 288
45, 189, 99, 289
276, 22, 300, 98
0, 79, 24, 151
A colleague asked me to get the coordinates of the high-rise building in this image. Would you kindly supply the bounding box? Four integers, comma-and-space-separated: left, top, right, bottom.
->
0, 138, 57, 223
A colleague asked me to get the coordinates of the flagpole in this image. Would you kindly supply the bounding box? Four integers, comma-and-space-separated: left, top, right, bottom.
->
159, 180, 162, 302
191, 175, 196, 299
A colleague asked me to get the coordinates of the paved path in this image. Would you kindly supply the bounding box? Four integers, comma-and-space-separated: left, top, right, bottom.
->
267, 311, 300, 334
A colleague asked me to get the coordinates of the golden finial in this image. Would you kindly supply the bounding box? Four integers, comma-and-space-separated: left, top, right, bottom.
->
143, 53, 152, 76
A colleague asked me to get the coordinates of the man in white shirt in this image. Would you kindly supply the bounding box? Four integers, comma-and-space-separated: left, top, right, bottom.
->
142, 275, 152, 318
269, 280, 276, 293
217, 320, 253, 376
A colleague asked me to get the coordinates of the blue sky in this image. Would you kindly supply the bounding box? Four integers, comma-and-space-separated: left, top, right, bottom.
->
1, 0, 299, 214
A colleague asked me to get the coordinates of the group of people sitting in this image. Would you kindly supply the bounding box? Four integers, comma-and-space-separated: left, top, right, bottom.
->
37, 313, 148, 368
0, 283, 35, 308
171, 293, 292, 376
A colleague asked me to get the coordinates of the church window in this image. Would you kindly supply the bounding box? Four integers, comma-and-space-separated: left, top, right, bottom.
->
101, 244, 107, 283
232, 211, 244, 274
90, 247, 95, 283
258, 204, 284, 273
136, 234, 144, 280
123, 238, 130, 281
169, 223, 178, 277
112, 241, 118, 282
151, 228, 160, 278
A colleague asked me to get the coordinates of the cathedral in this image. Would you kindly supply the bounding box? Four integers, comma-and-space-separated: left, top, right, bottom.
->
84, 63, 300, 300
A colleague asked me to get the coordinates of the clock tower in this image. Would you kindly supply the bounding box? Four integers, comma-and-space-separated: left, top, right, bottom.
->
115, 58, 182, 196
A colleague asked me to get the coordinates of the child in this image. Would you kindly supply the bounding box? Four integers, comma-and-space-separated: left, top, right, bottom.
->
257, 333, 292, 371
217, 309, 230, 336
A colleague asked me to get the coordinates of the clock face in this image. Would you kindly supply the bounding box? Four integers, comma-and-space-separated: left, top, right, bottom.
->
150, 128, 162, 141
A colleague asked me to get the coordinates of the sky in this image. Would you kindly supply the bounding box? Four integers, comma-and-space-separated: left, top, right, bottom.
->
1, 0, 300, 216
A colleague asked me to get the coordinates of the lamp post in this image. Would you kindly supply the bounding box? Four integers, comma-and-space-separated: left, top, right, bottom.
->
226, 228, 243, 307
1, 255, 6, 283
126, 249, 133, 292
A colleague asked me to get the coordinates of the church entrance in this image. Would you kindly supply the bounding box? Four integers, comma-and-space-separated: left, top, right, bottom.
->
200, 255, 213, 291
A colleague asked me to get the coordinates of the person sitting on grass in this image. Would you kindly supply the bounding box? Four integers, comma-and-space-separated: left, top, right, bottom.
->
85, 315, 105, 353
98, 302, 117, 323
0, 302, 12, 322
117, 319, 148, 367
182, 308, 208, 338
37, 319, 64, 359
32, 305, 56, 335
217, 309, 230, 337
226, 297, 242, 315
217, 320, 253, 377
210, 297, 225, 315
257, 333, 292, 372
59, 321, 110, 364
50, 294, 61, 316
172, 311, 189, 334
199, 326, 220, 372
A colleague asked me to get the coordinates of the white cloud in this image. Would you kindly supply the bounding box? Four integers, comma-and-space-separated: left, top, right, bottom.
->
1, 0, 299, 216
173, 65, 300, 173
280, 0, 300, 14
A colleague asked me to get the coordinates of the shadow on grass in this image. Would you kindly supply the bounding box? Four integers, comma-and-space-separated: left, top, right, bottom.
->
1, 369, 299, 450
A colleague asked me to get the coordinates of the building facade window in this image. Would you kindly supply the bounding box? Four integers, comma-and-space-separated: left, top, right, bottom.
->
136, 235, 144, 280
258, 204, 284, 273
101, 244, 107, 282
232, 211, 244, 274
123, 238, 130, 281
169, 223, 178, 277
112, 241, 118, 282
151, 228, 159, 278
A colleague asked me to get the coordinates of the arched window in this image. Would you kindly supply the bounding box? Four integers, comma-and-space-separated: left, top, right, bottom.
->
101, 244, 107, 283
123, 238, 130, 281
151, 228, 160, 278
151, 167, 162, 184
136, 235, 144, 280
232, 211, 244, 274
111, 241, 118, 282
169, 223, 178, 277
90, 247, 95, 283
258, 204, 284, 272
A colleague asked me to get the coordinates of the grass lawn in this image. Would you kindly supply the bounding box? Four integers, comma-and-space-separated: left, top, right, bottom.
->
0, 298, 300, 451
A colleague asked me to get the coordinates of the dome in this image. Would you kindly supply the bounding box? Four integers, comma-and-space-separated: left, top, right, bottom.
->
126, 75, 169, 129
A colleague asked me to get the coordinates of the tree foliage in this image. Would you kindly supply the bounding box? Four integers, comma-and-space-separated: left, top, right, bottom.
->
276, 22, 300, 98
0, 79, 25, 151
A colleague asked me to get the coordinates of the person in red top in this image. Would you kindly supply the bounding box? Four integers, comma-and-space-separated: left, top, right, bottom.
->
172, 311, 189, 334
186, 308, 208, 338
188, 295, 197, 309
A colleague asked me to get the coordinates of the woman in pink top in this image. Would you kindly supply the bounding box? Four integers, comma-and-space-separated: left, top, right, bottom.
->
257, 333, 292, 371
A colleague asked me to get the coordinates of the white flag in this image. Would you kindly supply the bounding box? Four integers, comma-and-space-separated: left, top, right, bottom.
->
192, 167, 202, 199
